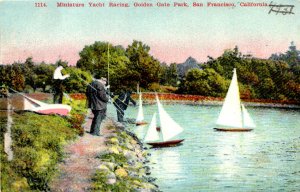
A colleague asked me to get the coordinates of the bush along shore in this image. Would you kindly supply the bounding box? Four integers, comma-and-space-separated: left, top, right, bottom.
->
66, 92, 299, 109
90, 121, 159, 192
130, 93, 300, 109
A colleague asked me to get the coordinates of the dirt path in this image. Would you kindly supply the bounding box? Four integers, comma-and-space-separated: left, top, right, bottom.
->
50, 111, 114, 192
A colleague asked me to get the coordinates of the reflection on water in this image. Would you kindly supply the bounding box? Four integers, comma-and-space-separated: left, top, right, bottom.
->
215, 134, 245, 178
107, 104, 300, 191
151, 150, 183, 180
132, 124, 148, 141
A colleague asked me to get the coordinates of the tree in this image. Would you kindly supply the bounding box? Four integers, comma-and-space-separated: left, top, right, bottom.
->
0, 65, 13, 88
183, 68, 227, 97
34, 63, 55, 92
159, 63, 179, 87
55, 60, 68, 68
63, 67, 92, 93
11, 63, 25, 91
77, 41, 112, 73
76, 41, 131, 92
126, 40, 161, 89
166, 63, 179, 86
206, 46, 243, 79
23, 57, 37, 91
258, 78, 275, 99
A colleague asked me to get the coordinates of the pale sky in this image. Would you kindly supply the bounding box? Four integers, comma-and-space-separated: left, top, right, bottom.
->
0, 0, 299, 65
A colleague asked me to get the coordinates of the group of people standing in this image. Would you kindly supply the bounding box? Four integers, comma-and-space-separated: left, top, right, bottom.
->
85, 76, 136, 136
53, 66, 136, 137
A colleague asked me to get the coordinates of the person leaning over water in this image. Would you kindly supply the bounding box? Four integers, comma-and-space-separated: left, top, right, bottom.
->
113, 90, 136, 122
86, 77, 109, 136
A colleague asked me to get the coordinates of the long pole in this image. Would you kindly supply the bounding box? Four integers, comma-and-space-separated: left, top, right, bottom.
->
107, 43, 110, 87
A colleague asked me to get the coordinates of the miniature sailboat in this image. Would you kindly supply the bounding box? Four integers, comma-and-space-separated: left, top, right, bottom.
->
23, 95, 71, 116
136, 92, 148, 126
9, 88, 71, 116
214, 68, 255, 132
144, 95, 184, 147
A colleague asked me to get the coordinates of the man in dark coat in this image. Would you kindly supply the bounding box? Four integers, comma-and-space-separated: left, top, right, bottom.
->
53, 80, 64, 103
86, 77, 109, 136
113, 90, 136, 122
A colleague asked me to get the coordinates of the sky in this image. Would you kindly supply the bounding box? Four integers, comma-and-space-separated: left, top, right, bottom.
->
0, 0, 299, 65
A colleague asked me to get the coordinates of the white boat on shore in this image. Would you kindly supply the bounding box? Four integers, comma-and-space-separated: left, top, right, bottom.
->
9, 88, 71, 116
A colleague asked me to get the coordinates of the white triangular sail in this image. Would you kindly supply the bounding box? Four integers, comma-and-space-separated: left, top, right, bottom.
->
136, 92, 144, 123
216, 68, 243, 128
156, 96, 183, 141
241, 104, 256, 128
144, 113, 160, 142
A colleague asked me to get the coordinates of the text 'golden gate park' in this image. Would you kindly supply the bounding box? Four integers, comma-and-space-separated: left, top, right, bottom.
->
56, 2, 269, 8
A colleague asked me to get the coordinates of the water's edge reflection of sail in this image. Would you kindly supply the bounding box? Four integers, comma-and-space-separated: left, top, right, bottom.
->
136, 92, 144, 123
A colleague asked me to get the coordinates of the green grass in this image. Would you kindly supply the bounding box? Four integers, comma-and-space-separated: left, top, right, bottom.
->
98, 153, 128, 165
91, 167, 146, 192
0, 112, 78, 191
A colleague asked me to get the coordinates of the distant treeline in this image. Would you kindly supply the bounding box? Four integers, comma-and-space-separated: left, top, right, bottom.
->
1, 41, 299, 102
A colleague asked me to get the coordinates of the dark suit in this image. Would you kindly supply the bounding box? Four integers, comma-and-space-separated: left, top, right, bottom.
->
53, 79, 64, 104
113, 91, 136, 122
86, 80, 109, 135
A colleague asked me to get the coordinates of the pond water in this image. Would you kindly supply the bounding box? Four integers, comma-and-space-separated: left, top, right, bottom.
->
108, 103, 300, 191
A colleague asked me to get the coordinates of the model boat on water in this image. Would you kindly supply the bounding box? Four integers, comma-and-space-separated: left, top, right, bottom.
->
144, 95, 184, 147
214, 68, 256, 132
136, 92, 148, 126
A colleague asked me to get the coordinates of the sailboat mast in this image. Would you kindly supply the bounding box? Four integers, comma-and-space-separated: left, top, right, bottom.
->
107, 43, 110, 86
241, 105, 245, 128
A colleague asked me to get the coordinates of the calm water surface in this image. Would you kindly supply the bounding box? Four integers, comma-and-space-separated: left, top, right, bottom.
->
109, 103, 300, 191
2, 101, 299, 191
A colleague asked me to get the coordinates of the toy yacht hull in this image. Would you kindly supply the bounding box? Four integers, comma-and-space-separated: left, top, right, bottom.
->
147, 139, 184, 148
214, 128, 253, 132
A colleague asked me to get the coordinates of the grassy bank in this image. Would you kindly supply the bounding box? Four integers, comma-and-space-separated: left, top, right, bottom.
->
0, 112, 79, 191
91, 123, 159, 192
0, 96, 87, 191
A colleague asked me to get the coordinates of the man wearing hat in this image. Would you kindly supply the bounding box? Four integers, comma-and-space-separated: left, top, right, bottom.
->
86, 76, 109, 136
53, 65, 70, 104
113, 90, 136, 122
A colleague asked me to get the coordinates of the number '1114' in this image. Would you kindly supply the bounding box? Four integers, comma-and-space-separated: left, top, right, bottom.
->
35, 2, 47, 7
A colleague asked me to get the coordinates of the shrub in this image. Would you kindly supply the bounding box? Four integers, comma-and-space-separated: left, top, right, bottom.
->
63, 96, 87, 135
